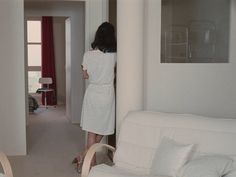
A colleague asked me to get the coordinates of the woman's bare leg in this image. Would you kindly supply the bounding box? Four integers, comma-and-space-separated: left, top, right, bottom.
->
87, 132, 96, 149
94, 134, 104, 165
74, 132, 96, 172
96, 134, 103, 143
87, 132, 97, 166
74, 133, 104, 169
87, 134, 103, 166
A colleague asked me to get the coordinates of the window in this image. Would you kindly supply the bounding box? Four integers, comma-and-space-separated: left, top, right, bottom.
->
27, 20, 42, 93
161, 0, 230, 63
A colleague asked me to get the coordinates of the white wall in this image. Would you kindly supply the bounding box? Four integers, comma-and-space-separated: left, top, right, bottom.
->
116, 0, 144, 135
0, 0, 27, 155
85, 0, 108, 51
144, 0, 236, 119
53, 17, 66, 105
25, 1, 85, 123
65, 18, 72, 120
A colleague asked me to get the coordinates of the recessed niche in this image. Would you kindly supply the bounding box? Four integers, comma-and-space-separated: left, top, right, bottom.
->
161, 0, 230, 63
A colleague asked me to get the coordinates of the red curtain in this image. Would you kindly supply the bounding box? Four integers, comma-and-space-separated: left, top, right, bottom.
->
41, 16, 57, 105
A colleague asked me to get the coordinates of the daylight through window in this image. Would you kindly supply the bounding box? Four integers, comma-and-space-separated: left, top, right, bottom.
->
27, 20, 42, 93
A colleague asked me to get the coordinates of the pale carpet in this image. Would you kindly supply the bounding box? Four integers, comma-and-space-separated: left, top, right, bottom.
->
9, 106, 85, 177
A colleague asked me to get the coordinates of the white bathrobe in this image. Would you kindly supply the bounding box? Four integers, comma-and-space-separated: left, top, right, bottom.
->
80, 50, 116, 135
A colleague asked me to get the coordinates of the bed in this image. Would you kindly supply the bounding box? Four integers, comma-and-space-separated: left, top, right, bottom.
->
28, 94, 39, 113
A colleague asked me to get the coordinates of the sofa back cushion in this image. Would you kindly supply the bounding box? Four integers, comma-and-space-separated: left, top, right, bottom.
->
113, 111, 236, 174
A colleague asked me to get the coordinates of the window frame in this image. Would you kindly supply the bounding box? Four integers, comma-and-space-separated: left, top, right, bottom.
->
27, 18, 42, 93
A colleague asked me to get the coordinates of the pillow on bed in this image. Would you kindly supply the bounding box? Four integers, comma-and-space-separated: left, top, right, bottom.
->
177, 155, 233, 177
151, 137, 195, 177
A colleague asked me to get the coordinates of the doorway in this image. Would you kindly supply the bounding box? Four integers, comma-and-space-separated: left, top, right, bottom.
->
26, 17, 67, 112
24, 0, 85, 122
24, 1, 86, 155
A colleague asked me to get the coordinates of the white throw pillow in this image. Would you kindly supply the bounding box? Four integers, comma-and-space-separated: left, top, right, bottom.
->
151, 137, 195, 177
224, 161, 236, 177
225, 170, 236, 177
0, 174, 5, 177
177, 155, 234, 177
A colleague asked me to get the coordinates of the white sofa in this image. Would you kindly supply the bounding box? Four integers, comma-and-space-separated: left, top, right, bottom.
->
82, 111, 236, 177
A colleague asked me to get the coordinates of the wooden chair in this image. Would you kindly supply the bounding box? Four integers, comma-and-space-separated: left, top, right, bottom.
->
0, 152, 13, 177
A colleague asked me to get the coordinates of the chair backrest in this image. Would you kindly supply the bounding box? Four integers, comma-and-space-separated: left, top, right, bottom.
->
113, 111, 236, 174
0, 152, 13, 177
39, 77, 53, 85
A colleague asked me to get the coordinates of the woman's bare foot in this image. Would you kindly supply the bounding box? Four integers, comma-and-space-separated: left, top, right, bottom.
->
72, 154, 85, 173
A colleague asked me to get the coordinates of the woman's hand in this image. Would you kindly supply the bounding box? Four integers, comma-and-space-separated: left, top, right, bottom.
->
81, 65, 89, 80
83, 70, 89, 80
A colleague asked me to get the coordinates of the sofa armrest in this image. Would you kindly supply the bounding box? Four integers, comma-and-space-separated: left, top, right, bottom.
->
81, 143, 116, 177
0, 152, 13, 177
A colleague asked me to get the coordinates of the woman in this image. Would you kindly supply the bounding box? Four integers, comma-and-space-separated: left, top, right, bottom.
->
73, 22, 116, 172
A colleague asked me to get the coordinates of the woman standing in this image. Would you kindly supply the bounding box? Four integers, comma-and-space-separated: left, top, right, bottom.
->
73, 22, 116, 172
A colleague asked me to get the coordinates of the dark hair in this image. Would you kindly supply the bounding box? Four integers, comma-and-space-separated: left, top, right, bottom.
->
91, 22, 117, 53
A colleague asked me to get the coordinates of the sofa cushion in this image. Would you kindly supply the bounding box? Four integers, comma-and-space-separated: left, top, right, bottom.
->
177, 155, 234, 177
151, 137, 195, 177
88, 164, 170, 177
